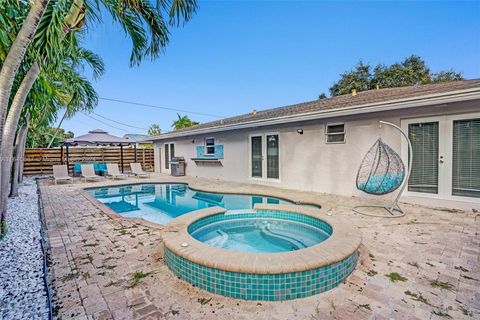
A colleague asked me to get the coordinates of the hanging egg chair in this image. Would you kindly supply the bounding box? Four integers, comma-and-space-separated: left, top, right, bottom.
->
356, 138, 405, 195
353, 121, 412, 218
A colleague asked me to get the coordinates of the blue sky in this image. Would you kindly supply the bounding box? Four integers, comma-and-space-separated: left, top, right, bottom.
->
59, 0, 480, 137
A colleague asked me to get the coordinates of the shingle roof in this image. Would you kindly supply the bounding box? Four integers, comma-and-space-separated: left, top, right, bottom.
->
155, 79, 480, 138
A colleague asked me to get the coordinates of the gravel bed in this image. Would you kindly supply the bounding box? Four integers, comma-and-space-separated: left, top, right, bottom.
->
0, 177, 49, 320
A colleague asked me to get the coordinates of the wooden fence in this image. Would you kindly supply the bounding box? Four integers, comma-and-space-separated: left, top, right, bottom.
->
23, 147, 154, 175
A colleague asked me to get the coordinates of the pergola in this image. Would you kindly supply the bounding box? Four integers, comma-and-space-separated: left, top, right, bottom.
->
62, 129, 135, 173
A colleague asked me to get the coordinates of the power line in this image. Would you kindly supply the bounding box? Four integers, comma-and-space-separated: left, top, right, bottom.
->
82, 112, 132, 133
99, 97, 225, 119
91, 111, 148, 130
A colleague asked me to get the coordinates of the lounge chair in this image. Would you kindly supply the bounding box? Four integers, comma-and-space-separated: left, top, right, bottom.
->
130, 163, 150, 178
80, 164, 103, 182
52, 165, 73, 184
106, 163, 127, 180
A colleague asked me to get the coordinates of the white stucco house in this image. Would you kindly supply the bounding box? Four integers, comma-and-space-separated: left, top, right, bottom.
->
150, 80, 480, 209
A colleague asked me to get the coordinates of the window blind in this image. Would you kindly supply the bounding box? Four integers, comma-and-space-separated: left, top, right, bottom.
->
452, 119, 480, 198
326, 124, 345, 143
408, 122, 439, 194
266, 134, 279, 179
251, 136, 262, 178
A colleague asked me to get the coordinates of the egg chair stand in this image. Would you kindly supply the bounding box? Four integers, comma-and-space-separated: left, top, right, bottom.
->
353, 121, 413, 218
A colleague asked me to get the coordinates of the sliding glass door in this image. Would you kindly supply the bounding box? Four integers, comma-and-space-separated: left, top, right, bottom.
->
250, 133, 280, 180
452, 118, 480, 198
403, 113, 480, 201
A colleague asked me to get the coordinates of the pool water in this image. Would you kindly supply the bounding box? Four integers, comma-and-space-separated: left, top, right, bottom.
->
87, 184, 317, 225
190, 216, 330, 253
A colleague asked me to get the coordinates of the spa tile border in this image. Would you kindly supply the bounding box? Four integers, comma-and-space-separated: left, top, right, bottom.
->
162, 204, 361, 274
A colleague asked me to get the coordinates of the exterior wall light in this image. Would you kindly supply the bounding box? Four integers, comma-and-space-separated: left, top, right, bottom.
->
296, 129, 304, 135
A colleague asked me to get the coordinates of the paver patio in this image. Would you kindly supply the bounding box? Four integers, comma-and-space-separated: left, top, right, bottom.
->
38, 174, 480, 320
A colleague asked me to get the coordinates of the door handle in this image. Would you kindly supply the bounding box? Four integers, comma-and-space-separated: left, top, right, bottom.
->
439, 155, 444, 164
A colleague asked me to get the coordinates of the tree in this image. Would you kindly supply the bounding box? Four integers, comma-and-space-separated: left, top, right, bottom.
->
329, 61, 372, 97
0, 1, 103, 221
0, 0, 197, 137
431, 70, 464, 83
172, 114, 199, 130
10, 114, 29, 197
0, 0, 198, 232
148, 124, 161, 136
27, 127, 74, 148
328, 55, 463, 97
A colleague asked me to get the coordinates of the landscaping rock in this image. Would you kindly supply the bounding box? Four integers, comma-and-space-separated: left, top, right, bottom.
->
0, 177, 48, 320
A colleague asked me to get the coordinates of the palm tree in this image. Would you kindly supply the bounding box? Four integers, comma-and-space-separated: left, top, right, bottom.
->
0, 0, 197, 229
172, 113, 200, 130
2, 44, 102, 196
0, 6, 103, 217
10, 115, 29, 197
0, 0, 197, 136
7, 43, 102, 196
148, 124, 162, 136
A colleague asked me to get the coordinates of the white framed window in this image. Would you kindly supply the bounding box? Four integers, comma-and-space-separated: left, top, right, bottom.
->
325, 123, 345, 143
205, 137, 215, 155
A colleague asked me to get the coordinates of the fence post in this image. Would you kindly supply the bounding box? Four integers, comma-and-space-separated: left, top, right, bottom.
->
120, 145, 124, 173
66, 145, 70, 174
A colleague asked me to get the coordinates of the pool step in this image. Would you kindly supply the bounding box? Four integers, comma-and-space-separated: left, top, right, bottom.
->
205, 230, 229, 248
260, 225, 307, 251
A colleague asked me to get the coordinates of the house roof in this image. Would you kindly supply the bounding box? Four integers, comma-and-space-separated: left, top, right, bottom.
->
64, 129, 132, 146
151, 79, 480, 140
123, 134, 152, 143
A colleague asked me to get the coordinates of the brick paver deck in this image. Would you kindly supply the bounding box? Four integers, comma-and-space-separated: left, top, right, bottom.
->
38, 174, 480, 320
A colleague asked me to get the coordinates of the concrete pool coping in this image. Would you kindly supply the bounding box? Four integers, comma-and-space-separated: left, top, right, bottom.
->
162, 203, 361, 274
83, 181, 322, 209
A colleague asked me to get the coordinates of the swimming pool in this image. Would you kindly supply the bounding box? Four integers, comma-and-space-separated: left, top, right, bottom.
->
87, 183, 318, 225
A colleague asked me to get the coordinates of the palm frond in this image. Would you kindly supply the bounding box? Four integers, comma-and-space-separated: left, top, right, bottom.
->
70, 47, 105, 79
93, 0, 196, 66
33, 0, 72, 68
168, 0, 197, 26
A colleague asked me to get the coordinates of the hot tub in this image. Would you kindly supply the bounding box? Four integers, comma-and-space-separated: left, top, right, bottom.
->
189, 210, 331, 253
163, 204, 361, 301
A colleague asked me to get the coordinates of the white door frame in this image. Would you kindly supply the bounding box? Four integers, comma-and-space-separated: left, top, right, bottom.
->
248, 132, 281, 182
162, 142, 175, 173
401, 112, 480, 203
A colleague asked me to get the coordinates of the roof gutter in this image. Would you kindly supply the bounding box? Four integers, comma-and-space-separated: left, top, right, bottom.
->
151, 87, 480, 140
